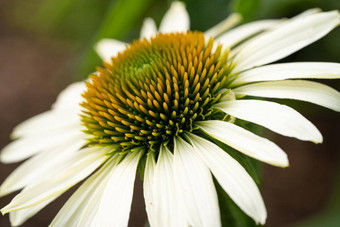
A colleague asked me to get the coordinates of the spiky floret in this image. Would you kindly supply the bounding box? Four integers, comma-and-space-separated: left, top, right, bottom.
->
81, 31, 234, 152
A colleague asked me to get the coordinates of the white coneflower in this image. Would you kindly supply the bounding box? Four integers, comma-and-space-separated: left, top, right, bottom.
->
1, 1, 340, 226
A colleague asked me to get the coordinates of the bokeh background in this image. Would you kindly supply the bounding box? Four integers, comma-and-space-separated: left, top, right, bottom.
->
0, 0, 339, 226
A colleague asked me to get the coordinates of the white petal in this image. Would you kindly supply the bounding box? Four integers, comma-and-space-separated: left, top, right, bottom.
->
72, 152, 141, 227
187, 133, 267, 224
75, 172, 111, 227
204, 13, 242, 38
140, 17, 157, 39
95, 38, 127, 62
219, 89, 236, 102
50, 156, 119, 227
153, 145, 186, 227
197, 120, 288, 167
1, 147, 108, 214
216, 19, 280, 49
0, 139, 85, 197
227, 8, 322, 60
293, 8, 322, 19
10, 110, 81, 139
0, 128, 84, 164
233, 11, 340, 71
231, 62, 340, 86
96, 151, 142, 227
159, 1, 190, 33
234, 80, 340, 112
217, 90, 237, 123
10, 196, 56, 226
10, 82, 84, 140
215, 100, 323, 143
143, 153, 157, 227
52, 82, 86, 112
11, 81, 85, 139
174, 137, 221, 227
228, 8, 321, 57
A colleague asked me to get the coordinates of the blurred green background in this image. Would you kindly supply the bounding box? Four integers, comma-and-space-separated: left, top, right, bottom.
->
0, 0, 339, 226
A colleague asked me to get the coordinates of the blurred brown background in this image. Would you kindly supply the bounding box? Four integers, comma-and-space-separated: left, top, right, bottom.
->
0, 0, 339, 226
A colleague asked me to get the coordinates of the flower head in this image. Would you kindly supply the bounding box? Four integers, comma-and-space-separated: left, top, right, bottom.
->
82, 32, 232, 152
1, 2, 340, 226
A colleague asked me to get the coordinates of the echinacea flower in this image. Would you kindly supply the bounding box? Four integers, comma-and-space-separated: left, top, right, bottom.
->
1, 1, 340, 226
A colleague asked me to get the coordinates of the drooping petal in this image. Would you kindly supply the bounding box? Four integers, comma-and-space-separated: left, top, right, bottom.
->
143, 153, 157, 227
10, 110, 81, 139
50, 156, 119, 227
0, 139, 85, 197
231, 62, 340, 86
9, 196, 56, 226
204, 13, 242, 38
197, 120, 288, 167
214, 100, 323, 143
234, 80, 340, 112
174, 137, 221, 227
95, 38, 127, 62
0, 128, 83, 164
233, 11, 340, 72
187, 133, 267, 225
153, 145, 186, 227
159, 1, 190, 33
1, 147, 109, 214
216, 19, 280, 49
140, 17, 157, 39
95, 151, 142, 226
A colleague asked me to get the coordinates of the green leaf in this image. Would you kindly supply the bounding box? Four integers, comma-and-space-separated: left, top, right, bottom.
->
231, 0, 262, 22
